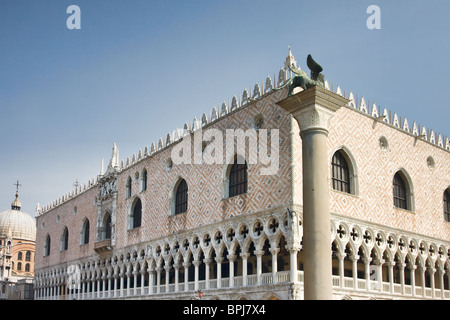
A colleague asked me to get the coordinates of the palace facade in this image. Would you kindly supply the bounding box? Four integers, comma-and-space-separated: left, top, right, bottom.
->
34, 50, 450, 300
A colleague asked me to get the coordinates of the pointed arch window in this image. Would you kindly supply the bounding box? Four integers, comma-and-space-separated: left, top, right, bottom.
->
126, 176, 132, 198
142, 169, 148, 192
130, 198, 142, 229
393, 171, 414, 211
61, 227, 69, 251
393, 173, 407, 209
229, 157, 248, 197
444, 188, 450, 222
81, 219, 90, 245
44, 235, 51, 256
101, 212, 112, 240
175, 179, 188, 214
332, 151, 350, 193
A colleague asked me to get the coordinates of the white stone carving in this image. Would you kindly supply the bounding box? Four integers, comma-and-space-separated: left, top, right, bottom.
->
201, 113, 208, 126
421, 126, 427, 140
253, 83, 261, 99
412, 121, 419, 136
221, 102, 227, 116
382, 108, 389, 124
242, 89, 249, 105
360, 97, 368, 114
150, 142, 156, 154
393, 113, 400, 128
211, 107, 218, 121
348, 92, 356, 108
371, 103, 378, 117
430, 130, 435, 144
403, 118, 410, 132
99, 179, 117, 200
278, 68, 286, 86
438, 134, 443, 147
231, 95, 238, 111
265, 76, 273, 93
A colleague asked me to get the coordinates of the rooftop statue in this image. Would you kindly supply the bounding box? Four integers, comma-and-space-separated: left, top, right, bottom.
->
276, 54, 325, 96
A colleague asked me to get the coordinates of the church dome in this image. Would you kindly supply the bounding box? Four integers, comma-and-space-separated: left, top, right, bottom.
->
0, 193, 36, 241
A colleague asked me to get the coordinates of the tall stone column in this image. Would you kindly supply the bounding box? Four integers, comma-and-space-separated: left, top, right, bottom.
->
278, 86, 347, 300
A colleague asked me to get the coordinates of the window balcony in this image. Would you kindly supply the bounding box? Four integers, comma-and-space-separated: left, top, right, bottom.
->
93, 239, 112, 253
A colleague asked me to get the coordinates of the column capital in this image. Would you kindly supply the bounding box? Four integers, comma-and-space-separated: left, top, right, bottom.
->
373, 258, 385, 266
277, 86, 348, 134
269, 248, 280, 256
193, 260, 202, 267
254, 249, 264, 257
337, 252, 347, 260
362, 257, 372, 264
240, 253, 250, 259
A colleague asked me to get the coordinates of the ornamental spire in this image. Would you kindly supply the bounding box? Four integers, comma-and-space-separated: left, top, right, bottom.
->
11, 180, 22, 210
284, 45, 298, 69
105, 142, 119, 174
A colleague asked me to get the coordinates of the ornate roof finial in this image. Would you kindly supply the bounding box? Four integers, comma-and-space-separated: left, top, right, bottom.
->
11, 180, 22, 210
285, 44, 298, 69
106, 142, 119, 174
14, 180, 21, 194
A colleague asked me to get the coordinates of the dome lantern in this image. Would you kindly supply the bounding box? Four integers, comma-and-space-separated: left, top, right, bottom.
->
0, 185, 36, 241
11, 192, 22, 211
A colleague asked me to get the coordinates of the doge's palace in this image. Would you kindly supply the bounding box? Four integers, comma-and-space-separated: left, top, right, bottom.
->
34, 49, 450, 300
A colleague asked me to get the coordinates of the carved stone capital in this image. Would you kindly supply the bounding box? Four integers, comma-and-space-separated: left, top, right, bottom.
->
277, 86, 348, 134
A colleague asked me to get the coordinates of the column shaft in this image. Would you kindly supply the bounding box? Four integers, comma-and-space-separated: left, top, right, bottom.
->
301, 130, 333, 299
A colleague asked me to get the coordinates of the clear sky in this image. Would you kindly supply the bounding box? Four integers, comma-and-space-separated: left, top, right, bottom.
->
1, 0, 449, 217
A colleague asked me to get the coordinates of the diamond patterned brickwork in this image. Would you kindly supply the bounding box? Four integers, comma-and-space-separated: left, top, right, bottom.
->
113, 89, 295, 248
328, 106, 450, 240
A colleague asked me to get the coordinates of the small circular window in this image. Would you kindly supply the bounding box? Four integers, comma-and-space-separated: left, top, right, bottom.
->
379, 136, 389, 151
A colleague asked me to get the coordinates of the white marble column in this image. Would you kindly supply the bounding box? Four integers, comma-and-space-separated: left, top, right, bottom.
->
241, 253, 249, 286
255, 250, 263, 285
183, 262, 190, 292
204, 259, 211, 289
337, 252, 345, 288
270, 248, 279, 284
174, 263, 180, 292
278, 86, 347, 300
215, 257, 223, 289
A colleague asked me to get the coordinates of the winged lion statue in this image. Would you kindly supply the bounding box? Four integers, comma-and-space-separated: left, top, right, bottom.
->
275, 54, 325, 96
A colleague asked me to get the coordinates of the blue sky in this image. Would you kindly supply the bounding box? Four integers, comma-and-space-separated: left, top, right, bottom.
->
1, 0, 449, 217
